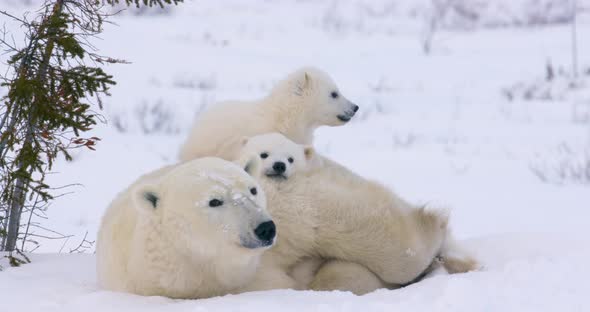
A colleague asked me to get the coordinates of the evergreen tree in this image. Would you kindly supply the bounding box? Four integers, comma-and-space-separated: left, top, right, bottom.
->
0, 0, 182, 266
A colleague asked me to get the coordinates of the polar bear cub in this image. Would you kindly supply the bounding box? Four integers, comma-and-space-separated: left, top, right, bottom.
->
178, 67, 359, 162
96, 157, 276, 299
238, 133, 479, 294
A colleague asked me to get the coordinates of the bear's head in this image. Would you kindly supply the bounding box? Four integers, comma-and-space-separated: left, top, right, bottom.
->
237, 133, 315, 180
272, 67, 359, 127
131, 157, 275, 258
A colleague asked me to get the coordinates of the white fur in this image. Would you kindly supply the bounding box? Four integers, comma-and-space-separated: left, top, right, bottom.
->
96, 157, 274, 299
178, 67, 358, 162
310, 260, 390, 295
236, 133, 466, 293
307, 228, 480, 295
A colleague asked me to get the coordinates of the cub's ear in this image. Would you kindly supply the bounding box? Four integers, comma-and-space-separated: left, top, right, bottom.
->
241, 136, 249, 146
304, 72, 311, 87
294, 71, 312, 96
132, 182, 161, 213
303, 145, 315, 161
235, 155, 262, 179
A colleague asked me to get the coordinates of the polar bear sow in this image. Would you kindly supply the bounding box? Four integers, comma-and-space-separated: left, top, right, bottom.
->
96, 157, 276, 299
237, 133, 480, 294
178, 67, 358, 162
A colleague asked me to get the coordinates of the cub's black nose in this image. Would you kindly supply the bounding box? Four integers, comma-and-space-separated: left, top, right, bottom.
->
353, 105, 359, 112
272, 161, 286, 174
254, 220, 276, 243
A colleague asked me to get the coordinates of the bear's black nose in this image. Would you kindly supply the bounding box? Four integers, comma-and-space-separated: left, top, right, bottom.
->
254, 220, 276, 243
353, 104, 359, 112
272, 161, 286, 174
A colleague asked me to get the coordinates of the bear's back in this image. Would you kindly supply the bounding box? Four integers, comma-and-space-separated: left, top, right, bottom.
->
179, 100, 274, 161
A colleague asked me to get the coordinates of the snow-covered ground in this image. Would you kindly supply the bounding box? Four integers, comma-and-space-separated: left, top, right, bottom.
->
3, 234, 590, 311
1, 0, 590, 310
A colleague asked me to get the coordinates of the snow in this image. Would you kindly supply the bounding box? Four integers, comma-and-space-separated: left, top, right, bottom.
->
1, 0, 590, 310
2, 234, 590, 311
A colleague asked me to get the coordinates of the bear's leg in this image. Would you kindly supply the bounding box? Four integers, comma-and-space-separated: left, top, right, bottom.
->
439, 231, 481, 273
237, 267, 298, 293
289, 258, 325, 290
236, 256, 298, 293
369, 207, 449, 284
309, 260, 392, 295
317, 206, 449, 285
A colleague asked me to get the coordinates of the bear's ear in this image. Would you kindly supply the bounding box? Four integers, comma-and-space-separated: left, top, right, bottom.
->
236, 155, 261, 179
303, 145, 315, 161
294, 72, 312, 96
132, 182, 161, 213
304, 72, 311, 87
241, 136, 249, 146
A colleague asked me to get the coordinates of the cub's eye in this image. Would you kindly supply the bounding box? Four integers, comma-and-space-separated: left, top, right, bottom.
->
209, 199, 223, 207
288, 157, 294, 163
331, 91, 339, 99
260, 152, 269, 159
250, 187, 257, 195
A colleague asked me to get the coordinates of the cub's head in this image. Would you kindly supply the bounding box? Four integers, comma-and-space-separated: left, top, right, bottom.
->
274, 67, 359, 127
238, 133, 315, 180
132, 157, 275, 257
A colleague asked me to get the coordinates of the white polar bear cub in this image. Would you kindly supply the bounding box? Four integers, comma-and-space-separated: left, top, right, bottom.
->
238, 133, 480, 294
96, 157, 276, 299
178, 67, 358, 162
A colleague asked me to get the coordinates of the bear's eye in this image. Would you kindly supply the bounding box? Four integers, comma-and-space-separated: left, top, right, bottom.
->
288, 157, 294, 163
209, 199, 223, 207
260, 152, 269, 159
250, 187, 257, 195
331, 91, 339, 99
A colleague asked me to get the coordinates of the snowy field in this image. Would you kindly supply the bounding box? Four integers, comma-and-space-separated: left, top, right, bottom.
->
1, 0, 590, 311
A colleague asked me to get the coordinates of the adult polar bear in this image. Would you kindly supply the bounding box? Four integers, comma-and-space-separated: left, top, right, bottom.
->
96, 158, 277, 299
178, 67, 358, 162
237, 133, 479, 294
